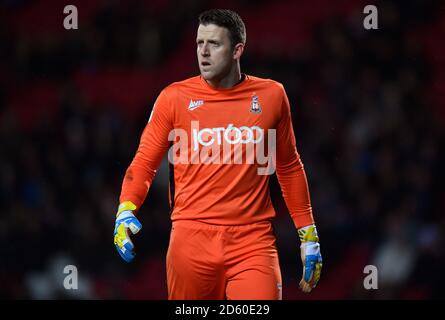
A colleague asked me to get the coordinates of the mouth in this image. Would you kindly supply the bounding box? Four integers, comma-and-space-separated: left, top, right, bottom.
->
201, 61, 211, 67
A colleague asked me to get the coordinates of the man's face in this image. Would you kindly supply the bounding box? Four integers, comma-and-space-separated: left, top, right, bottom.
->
196, 24, 234, 82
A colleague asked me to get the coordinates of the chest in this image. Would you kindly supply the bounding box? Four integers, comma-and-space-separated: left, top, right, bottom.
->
173, 92, 280, 131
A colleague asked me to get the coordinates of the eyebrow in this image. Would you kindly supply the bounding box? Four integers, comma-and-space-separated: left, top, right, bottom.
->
196, 39, 220, 44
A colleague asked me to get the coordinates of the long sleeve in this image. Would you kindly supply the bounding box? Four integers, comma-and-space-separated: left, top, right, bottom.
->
275, 86, 315, 229
119, 88, 174, 210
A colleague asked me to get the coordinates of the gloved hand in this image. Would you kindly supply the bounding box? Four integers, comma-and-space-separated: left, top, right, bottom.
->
114, 201, 142, 262
298, 224, 322, 292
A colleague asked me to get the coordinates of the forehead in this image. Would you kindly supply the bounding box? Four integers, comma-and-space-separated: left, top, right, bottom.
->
197, 24, 229, 41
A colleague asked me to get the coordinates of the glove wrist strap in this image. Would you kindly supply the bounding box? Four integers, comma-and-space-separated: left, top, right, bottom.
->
298, 224, 319, 243
117, 201, 137, 217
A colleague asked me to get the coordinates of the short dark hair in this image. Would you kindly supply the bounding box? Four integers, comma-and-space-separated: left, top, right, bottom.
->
198, 9, 246, 48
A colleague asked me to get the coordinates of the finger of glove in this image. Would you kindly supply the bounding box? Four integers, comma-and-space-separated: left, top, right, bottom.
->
115, 244, 135, 263
306, 254, 322, 286
116, 217, 142, 235
114, 227, 135, 262
304, 254, 322, 282
304, 260, 315, 283
311, 261, 322, 287
128, 218, 142, 234
301, 261, 322, 290
299, 279, 313, 293
114, 223, 133, 249
300, 258, 314, 293
300, 247, 312, 291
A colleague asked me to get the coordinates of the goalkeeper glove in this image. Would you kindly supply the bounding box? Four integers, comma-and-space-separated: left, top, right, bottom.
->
298, 224, 322, 292
114, 201, 142, 263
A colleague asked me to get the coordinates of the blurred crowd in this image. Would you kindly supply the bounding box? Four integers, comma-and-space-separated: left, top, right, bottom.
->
0, 0, 444, 299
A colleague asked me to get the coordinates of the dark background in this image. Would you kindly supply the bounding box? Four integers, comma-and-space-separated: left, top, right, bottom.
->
0, 0, 444, 299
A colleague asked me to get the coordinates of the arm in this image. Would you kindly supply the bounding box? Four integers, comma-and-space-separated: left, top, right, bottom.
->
114, 88, 174, 262
275, 85, 322, 292
120, 89, 174, 207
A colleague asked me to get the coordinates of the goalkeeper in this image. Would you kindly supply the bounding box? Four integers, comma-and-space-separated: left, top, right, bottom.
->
114, 9, 322, 299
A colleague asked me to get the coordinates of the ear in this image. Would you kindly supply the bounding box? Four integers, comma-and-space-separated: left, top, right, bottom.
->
233, 43, 245, 60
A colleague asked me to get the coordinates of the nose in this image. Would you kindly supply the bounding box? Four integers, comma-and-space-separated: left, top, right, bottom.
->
199, 43, 210, 57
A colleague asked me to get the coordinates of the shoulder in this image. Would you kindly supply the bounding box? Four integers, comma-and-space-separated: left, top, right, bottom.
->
247, 75, 285, 93
247, 75, 287, 106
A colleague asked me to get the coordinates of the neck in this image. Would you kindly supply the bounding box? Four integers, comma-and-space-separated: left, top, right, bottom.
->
206, 62, 242, 89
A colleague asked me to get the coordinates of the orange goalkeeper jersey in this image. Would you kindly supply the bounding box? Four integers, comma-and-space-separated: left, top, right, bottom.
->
120, 75, 314, 228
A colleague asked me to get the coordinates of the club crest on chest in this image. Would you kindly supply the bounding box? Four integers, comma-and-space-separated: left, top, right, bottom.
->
250, 94, 262, 114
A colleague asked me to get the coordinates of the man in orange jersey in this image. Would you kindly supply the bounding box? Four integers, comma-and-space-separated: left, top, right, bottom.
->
113, 9, 322, 299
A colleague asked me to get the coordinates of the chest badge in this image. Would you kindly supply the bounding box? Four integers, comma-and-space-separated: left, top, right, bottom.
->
250, 93, 262, 114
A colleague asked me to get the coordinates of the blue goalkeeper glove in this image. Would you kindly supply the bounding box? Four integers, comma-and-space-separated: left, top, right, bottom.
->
114, 201, 142, 263
298, 224, 322, 292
